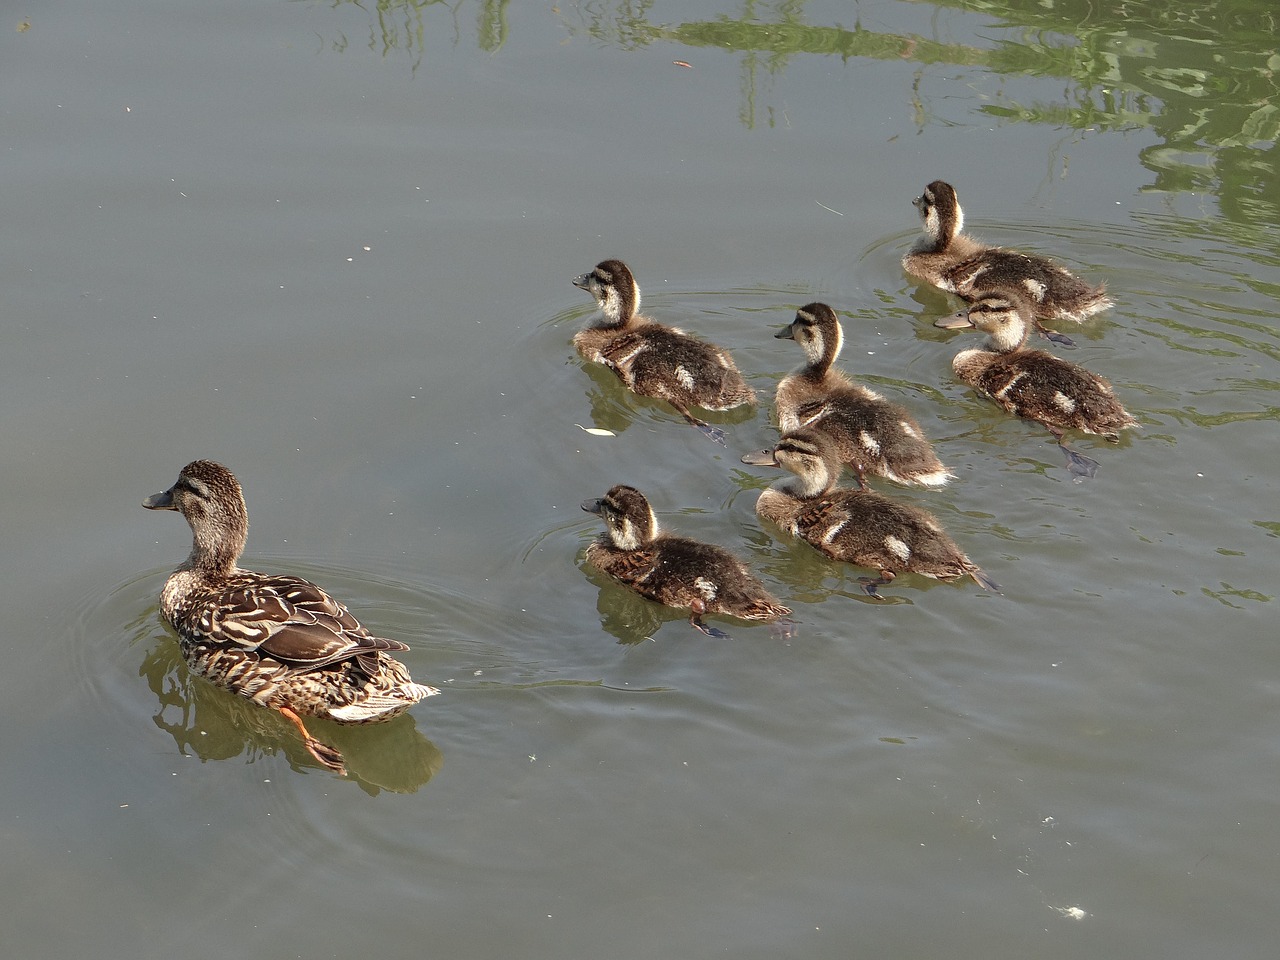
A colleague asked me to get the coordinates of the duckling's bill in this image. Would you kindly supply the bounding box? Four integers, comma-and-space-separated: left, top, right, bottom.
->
740, 448, 781, 467
934, 310, 975, 330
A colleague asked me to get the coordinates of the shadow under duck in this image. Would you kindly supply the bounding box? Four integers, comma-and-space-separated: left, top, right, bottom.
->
582, 484, 790, 636
742, 431, 999, 595
903, 179, 1112, 345
143, 460, 439, 775
936, 292, 1137, 480
572, 259, 755, 444
775, 301, 951, 489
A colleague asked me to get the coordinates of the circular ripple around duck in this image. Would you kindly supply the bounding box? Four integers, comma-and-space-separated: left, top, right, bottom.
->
71, 563, 446, 795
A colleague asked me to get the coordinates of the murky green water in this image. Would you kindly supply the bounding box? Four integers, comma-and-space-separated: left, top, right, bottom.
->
3, 1, 1277, 958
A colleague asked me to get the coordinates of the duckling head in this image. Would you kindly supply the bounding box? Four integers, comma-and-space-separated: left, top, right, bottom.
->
934, 292, 1031, 353
912, 179, 963, 246
581, 484, 658, 551
775, 302, 843, 369
573, 259, 640, 326
741, 430, 841, 499
144, 459, 248, 575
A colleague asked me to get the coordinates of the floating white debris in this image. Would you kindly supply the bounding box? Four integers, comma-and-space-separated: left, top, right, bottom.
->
574, 424, 616, 437
1052, 905, 1088, 920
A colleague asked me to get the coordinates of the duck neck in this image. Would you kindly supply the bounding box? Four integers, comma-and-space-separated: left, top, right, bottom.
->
801, 325, 841, 380
597, 283, 639, 327
778, 467, 832, 500
185, 520, 246, 579
985, 313, 1031, 353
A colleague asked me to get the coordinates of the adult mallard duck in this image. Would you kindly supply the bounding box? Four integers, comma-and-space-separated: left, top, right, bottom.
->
742, 431, 998, 595
936, 292, 1138, 479
903, 179, 1112, 344
774, 302, 951, 489
572, 259, 755, 443
143, 460, 439, 775
582, 484, 790, 636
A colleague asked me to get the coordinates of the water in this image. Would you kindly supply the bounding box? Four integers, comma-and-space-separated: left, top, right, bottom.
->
3, 1, 1278, 957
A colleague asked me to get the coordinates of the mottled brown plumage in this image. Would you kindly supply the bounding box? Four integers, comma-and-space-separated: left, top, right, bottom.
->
741, 432, 998, 594
937, 293, 1137, 478
903, 180, 1112, 328
582, 484, 789, 635
573, 259, 754, 442
143, 460, 439, 774
774, 302, 951, 489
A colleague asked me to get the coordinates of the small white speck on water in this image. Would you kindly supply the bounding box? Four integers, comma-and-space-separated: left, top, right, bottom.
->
473, 669, 483, 676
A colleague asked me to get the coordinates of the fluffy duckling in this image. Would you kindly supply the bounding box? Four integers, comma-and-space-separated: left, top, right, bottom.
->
573, 259, 755, 443
582, 484, 790, 636
775, 302, 951, 489
903, 180, 1112, 343
936, 292, 1137, 479
144, 460, 440, 775
742, 431, 998, 595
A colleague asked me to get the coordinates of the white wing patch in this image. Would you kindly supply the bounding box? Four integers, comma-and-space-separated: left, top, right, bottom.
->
898, 420, 921, 439
821, 518, 847, 545
858, 431, 881, 457
1022, 278, 1048, 302
674, 364, 696, 392
994, 371, 1027, 400
693, 577, 718, 601
611, 343, 647, 369
884, 535, 912, 563
1053, 391, 1077, 413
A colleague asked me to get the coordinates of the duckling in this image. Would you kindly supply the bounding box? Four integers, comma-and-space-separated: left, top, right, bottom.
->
936, 292, 1137, 479
582, 484, 790, 636
143, 460, 440, 775
742, 431, 998, 595
775, 302, 951, 489
573, 259, 755, 443
903, 180, 1112, 344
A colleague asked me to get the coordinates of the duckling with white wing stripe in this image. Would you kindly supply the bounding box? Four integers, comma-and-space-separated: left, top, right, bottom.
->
572, 259, 755, 444
903, 179, 1112, 345
774, 302, 951, 490
742, 431, 999, 596
935, 291, 1137, 479
582, 484, 791, 637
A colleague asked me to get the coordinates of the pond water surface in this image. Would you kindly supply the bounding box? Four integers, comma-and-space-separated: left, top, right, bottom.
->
3, 2, 1278, 958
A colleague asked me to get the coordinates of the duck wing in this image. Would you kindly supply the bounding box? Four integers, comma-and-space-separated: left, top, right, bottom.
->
197, 575, 408, 671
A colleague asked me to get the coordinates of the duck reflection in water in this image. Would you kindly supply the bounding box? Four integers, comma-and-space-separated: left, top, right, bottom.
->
139, 637, 442, 795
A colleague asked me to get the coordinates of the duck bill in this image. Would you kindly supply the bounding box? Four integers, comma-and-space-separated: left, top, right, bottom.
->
580, 497, 605, 515
774, 323, 796, 340
740, 449, 780, 467
572, 273, 591, 290
143, 487, 177, 510
933, 309, 975, 330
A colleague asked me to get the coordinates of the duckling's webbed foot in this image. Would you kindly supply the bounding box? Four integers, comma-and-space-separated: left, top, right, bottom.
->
671, 402, 727, 445
689, 612, 731, 638
694, 422, 727, 445
1061, 445, 1099, 480
280, 706, 348, 776
1035, 322, 1077, 349
856, 570, 896, 598
689, 599, 731, 638
1049, 428, 1099, 480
